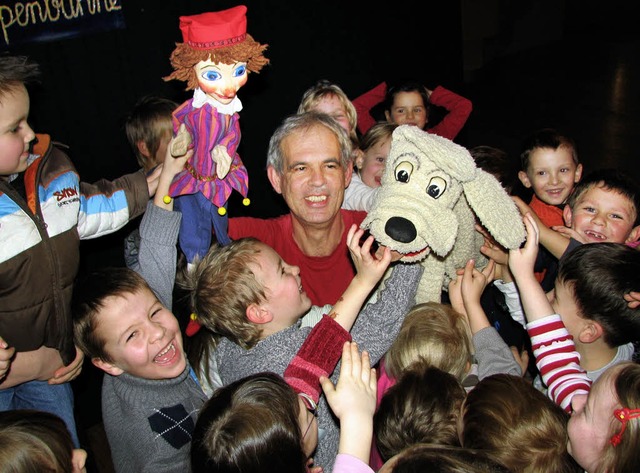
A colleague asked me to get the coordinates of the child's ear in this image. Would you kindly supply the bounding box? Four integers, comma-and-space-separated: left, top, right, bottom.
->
574, 163, 583, 182
246, 304, 273, 325
136, 140, 151, 159
563, 204, 574, 227
625, 225, 640, 244
518, 171, 532, 189
578, 320, 603, 344
354, 149, 365, 170
92, 358, 123, 376
384, 110, 392, 123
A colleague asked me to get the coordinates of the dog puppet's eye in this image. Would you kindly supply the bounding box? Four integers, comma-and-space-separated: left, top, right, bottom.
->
427, 177, 447, 199
394, 162, 413, 183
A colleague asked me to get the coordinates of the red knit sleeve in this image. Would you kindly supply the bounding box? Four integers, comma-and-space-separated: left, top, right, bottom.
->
284, 315, 352, 402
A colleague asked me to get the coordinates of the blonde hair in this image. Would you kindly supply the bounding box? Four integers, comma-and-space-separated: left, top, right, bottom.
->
461, 374, 580, 473
359, 122, 396, 153
595, 362, 640, 473
384, 302, 473, 381
182, 238, 266, 350
298, 79, 359, 148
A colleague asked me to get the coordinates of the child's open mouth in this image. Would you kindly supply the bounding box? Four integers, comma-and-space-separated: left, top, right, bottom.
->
154, 341, 177, 364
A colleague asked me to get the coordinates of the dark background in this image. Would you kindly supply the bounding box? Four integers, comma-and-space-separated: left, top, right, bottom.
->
4, 2, 639, 471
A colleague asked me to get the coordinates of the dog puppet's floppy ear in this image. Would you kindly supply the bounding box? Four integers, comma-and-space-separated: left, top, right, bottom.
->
462, 171, 526, 249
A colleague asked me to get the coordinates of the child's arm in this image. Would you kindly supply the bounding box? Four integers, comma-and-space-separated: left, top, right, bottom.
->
320, 341, 377, 470
327, 225, 392, 332
352, 82, 387, 135
449, 259, 522, 378
512, 196, 571, 259
509, 213, 591, 410
426, 85, 473, 141
136, 140, 192, 309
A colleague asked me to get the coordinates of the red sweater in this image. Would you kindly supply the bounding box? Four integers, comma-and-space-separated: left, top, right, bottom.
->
229, 210, 367, 306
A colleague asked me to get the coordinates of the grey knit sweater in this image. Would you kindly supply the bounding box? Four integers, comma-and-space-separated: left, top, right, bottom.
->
214, 262, 423, 472
102, 202, 207, 472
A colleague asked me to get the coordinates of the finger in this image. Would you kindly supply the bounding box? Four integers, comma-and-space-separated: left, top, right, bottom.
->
482, 259, 496, 279
346, 224, 358, 247
359, 235, 376, 259
349, 342, 362, 379
341, 341, 353, 374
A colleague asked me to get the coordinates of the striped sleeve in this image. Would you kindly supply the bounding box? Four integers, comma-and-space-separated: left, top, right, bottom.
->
527, 315, 592, 411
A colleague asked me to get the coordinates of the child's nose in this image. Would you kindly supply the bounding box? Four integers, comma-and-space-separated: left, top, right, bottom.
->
149, 322, 166, 342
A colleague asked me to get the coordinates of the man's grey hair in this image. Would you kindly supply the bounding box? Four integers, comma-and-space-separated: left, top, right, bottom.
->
267, 111, 353, 174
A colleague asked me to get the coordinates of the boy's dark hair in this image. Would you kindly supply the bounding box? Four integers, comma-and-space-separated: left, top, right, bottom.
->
519, 128, 578, 171
558, 243, 640, 347
125, 95, 178, 170
0, 54, 40, 101
567, 168, 640, 226
72, 267, 154, 362
378, 80, 431, 121
191, 372, 306, 473
374, 364, 466, 461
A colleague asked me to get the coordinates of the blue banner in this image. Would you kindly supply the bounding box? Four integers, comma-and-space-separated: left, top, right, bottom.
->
0, 0, 125, 49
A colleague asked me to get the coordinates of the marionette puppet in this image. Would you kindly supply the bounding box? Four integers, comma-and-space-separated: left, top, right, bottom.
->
164, 5, 268, 264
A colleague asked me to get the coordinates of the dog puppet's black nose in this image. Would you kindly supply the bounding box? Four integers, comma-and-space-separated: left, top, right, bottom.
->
385, 216, 417, 243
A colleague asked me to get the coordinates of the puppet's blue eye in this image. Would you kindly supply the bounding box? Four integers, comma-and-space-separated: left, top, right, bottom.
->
234, 64, 247, 77
395, 162, 413, 183
202, 70, 221, 82
427, 176, 446, 199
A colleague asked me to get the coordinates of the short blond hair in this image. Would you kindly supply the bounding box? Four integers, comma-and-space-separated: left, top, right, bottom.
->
384, 302, 473, 381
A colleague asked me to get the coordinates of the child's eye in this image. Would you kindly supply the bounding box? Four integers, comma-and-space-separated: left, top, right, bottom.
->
126, 331, 137, 342
611, 213, 623, 220
560, 168, 569, 173
376, 157, 385, 164
537, 171, 546, 176
150, 307, 162, 318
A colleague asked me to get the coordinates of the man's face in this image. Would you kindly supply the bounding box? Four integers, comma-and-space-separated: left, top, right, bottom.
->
518, 146, 582, 206
268, 125, 352, 228
92, 289, 186, 380
194, 59, 248, 105
565, 184, 639, 244
0, 85, 36, 178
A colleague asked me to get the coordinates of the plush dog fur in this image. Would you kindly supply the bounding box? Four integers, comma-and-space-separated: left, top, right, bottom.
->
362, 125, 525, 303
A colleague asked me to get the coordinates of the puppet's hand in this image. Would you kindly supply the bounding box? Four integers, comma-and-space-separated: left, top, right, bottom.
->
212, 145, 232, 179
170, 123, 192, 157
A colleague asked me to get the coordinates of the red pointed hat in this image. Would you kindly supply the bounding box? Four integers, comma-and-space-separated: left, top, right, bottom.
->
179, 5, 247, 50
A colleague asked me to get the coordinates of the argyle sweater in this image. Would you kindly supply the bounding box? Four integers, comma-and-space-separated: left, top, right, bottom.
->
102, 366, 207, 473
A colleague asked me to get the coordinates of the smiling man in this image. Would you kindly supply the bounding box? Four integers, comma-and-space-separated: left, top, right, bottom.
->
229, 112, 366, 306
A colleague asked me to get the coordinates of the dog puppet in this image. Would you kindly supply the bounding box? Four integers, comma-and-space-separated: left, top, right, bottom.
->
361, 125, 525, 303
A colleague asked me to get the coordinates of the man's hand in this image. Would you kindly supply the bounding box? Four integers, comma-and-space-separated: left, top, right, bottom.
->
48, 347, 84, 385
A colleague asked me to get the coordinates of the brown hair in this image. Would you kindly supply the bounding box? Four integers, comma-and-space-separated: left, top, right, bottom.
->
384, 302, 473, 381
0, 409, 75, 472
72, 267, 153, 362
461, 374, 580, 473
191, 372, 306, 473
164, 36, 268, 91
375, 364, 466, 461
0, 54, 40, 102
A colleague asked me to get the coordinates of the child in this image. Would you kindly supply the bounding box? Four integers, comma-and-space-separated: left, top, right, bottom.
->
123, 95, 178, 269
181, 235, 423, 472
516, 128, 583, 288
508, 213, 640, 472
0, 409, 87, 472
374, 364, 466, 462
352, 79, 472, 139
515, 168, 640, 260
343, 122, 396, 211
517, 128, 583, 228
192, 341, 378, 473
125, 95, 178, 173
459, 373, 581, 473
0, 55, 152, 446
470, 145, 514, 194
72, 145, 202, 473
298, 79, 360, 151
